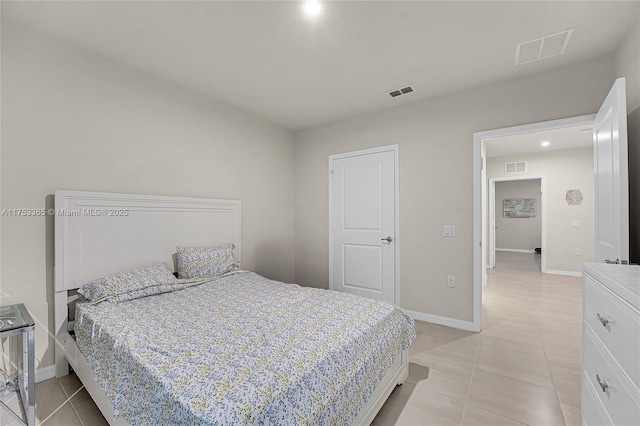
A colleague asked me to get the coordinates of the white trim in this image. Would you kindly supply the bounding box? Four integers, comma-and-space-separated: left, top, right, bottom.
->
35, 365, 56, 383
328, 144, 400, 305
495, 248, 537, 253
473, 114, 596, 332
489, 179, 495, 268
474, 132, 483, 326
404, 309, 479, 332
545, 269, 583, 277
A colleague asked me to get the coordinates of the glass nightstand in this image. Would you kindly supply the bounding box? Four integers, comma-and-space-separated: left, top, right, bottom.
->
0, 303, 35, 426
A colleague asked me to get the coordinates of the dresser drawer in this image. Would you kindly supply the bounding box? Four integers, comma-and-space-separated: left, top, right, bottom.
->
582, 372, 612, 426
584, 273, 640, 387
582, 328, 640, 426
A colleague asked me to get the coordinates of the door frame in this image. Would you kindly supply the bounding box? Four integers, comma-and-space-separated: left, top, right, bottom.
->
328, 144, 400, 304
473, 114, 595, 331
489, 176, 546, 273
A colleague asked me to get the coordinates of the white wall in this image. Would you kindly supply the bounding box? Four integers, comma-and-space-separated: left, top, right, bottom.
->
614, 21, 640, 113
295, 58, 613, 323
487, 148, 594, 274
1, 21, 295, 371
494, 179, 541, 252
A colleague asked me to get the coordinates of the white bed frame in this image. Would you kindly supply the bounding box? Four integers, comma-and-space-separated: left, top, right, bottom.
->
53, 190, 408, 425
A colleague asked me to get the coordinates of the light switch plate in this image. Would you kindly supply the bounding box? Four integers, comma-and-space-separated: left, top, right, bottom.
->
443, 225, 456, 237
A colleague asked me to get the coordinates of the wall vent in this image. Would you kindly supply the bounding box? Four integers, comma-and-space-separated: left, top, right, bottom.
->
387, 84, 415, 98
505, 161, 527, 173
515, 28, 573, 65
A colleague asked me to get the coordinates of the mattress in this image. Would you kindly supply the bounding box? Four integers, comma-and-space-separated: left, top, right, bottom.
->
75, 271, 415, 425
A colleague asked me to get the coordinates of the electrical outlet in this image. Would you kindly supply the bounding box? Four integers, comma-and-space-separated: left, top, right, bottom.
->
575, 248, 581, 256
447, 276, 456, 287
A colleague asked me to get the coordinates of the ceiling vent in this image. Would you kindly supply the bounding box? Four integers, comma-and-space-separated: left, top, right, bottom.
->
515, 28, 573, 65
387, 84, 415, 98
505, 161, 527, 173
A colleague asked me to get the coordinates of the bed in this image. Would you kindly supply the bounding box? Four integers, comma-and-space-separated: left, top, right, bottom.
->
53, 190, 415, 425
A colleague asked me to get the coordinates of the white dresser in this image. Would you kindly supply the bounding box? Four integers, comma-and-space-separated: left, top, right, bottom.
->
582, 263, 640, 426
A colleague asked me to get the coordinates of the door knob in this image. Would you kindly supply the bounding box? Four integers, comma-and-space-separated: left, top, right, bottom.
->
382, 237, 393, 243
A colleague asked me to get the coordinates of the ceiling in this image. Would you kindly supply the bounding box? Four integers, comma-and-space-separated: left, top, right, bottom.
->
2, 1, 638, 131
485, 125, 593, 159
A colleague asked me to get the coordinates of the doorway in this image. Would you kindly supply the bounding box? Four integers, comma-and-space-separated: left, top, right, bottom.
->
472, 78, 629, 332
472, 114, 596, 331
489, 176, 545, 273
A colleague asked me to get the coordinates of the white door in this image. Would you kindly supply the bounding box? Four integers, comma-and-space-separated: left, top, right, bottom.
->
330, 146, 397, 304
594, 78, 629, 264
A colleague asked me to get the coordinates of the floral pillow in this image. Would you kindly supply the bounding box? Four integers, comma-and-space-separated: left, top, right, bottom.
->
78, 262, 177, 301
176, 243, 239, 279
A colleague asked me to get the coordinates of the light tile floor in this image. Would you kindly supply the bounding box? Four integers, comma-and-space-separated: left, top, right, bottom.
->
373, 252, 582, 426
0, 371, 108, 426
1, 252, 582, 425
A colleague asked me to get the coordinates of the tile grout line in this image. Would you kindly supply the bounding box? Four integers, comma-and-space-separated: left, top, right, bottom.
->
458, 330, 481, 426
478, 262, 567, 425
68, 385, 85, 426
59, 378, 87, 426
38, 382, 85, 425
542, 349, 571, 426
529, 284, 573, 426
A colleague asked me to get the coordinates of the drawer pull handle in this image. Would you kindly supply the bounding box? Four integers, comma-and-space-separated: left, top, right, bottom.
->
597, 313, 611, 327
596, 375, 609, 393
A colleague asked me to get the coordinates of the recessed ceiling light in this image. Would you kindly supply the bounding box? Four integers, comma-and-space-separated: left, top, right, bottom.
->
541, 141, 551, 147
303, 1, 322, 17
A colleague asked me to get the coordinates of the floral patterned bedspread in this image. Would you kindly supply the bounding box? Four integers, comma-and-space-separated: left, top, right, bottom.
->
75, 272, 415, 425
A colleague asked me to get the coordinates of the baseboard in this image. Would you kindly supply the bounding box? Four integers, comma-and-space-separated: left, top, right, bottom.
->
495, 248, 536, 253
403, 309, 479, 332
544, 269, 582, 277
36, 364, 56, 383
